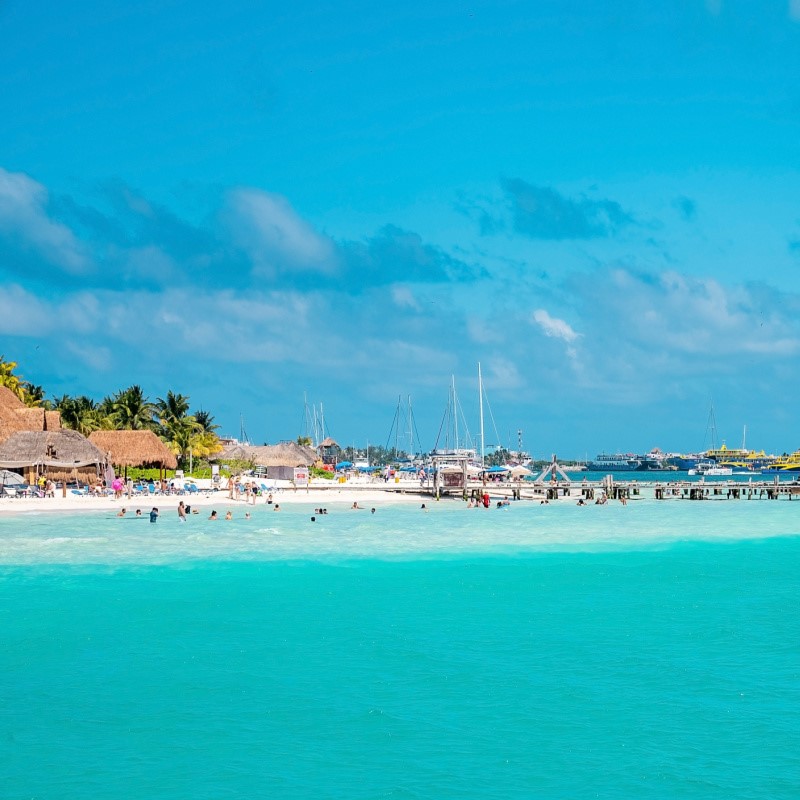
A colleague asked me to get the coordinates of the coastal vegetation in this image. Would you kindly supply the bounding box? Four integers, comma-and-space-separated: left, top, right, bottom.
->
0, 356, 222, 470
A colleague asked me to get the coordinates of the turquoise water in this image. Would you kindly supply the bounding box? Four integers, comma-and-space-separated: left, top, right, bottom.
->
2, 502, 800, 798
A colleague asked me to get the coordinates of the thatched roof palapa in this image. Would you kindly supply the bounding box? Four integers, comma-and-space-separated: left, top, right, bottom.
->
88, 430, 178, 470
216, 442, 317, 468
0, 385, 61, 442
0, 429, 106, 469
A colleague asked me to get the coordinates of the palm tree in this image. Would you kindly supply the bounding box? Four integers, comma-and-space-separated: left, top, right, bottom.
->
0, 356, 28, 402
23, 384, 50, 408
155, 391, 191, 433
111, 385, 155, 430
193, 409, 219, 433
54, 395, 105, 435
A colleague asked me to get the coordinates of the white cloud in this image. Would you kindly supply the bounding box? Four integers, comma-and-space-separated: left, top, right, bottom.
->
0, 284, 52, 334
391, 285, 421, 311
531, 309, 580, 343
0, 167, 89, 274
225, 188, 337, 276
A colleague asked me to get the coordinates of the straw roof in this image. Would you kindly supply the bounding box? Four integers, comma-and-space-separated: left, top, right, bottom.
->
89, 430, 178, 469
0, 386, 61, 442
0, 385, 23, 412
318, 437, 340, 449
0, 429, 106, 469
216, 441, 317, 467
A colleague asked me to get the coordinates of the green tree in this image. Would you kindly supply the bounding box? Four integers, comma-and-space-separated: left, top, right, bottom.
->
23, 384, 50, 408
111, 385, 155, 430
54, 395, 106, 435
194, 409, 219, 433
0, 355, 36, 404
154, 391, 190, 440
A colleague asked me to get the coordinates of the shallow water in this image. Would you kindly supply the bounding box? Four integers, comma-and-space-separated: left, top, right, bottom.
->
2, 502, 799, 798
1, 498, 800, 564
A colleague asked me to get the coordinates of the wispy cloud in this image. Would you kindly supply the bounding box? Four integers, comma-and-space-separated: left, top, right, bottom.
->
501, 178, 635, 240
224, 188, 338, 277
531, 309, 580, 342
0, 167, 90, 274
338, 224, 486, 288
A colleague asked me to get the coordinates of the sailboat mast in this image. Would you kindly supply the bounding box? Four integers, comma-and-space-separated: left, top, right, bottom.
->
478, 362, 485, 467
407, 394, 414, 459
452, 375, 459, 451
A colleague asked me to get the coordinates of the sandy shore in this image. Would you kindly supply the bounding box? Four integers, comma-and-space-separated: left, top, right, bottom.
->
0, 484, 435, 515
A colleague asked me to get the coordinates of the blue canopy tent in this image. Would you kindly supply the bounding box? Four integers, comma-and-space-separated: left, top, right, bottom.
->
335, 461, 353, 470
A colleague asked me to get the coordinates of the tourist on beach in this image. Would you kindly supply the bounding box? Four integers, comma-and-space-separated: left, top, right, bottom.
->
178, 501, 186, 522
225, 511, 232, 520
135, 509, 142, 516
482, 492, 490, 508
266, 492, 273, 505
209, 510, 218, 520
149, 507, 159, 523
273, 504, 280, 511
351, 501, 362, 510
371, 507, 376, 514
117, 507, 126, 517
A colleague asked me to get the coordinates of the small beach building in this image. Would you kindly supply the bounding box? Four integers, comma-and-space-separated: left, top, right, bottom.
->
317, 437, 341, 466
0, 429, 106, 484
88, 430, 178, 478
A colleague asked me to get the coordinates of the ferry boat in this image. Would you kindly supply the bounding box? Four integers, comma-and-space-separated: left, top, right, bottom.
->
761, 450, 800, 474
637, 448, 674, 470
586, 453, 641, 471
705, 443, 774, 472
667, 453, 702, 471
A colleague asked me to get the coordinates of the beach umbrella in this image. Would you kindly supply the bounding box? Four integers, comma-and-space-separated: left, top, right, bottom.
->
335, 461, 353, 470
0, 469, 25, 485
508, 465, 532, 478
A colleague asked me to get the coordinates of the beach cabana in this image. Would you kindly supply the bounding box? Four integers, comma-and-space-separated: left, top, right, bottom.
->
88, 430, 178, 478
0, 429, 106, 484
317, 437, 341, 466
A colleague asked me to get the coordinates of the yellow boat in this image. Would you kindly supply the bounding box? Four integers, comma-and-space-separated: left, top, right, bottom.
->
705, 443, 774, 471
761, 450, 800, 474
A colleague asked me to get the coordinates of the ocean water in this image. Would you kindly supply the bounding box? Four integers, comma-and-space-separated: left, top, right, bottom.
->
2, 501, 800, 798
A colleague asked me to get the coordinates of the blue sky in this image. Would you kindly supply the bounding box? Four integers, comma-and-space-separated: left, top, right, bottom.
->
2, 0, 800, 457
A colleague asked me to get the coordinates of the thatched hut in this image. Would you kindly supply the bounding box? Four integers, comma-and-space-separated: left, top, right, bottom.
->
89, 430, 178, 477
215, 441, 318, 480
0, 429, 106, 483
0, 385, 61, 442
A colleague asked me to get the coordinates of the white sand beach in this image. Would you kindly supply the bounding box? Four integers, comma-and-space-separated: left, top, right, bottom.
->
0, 482, 435, 515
